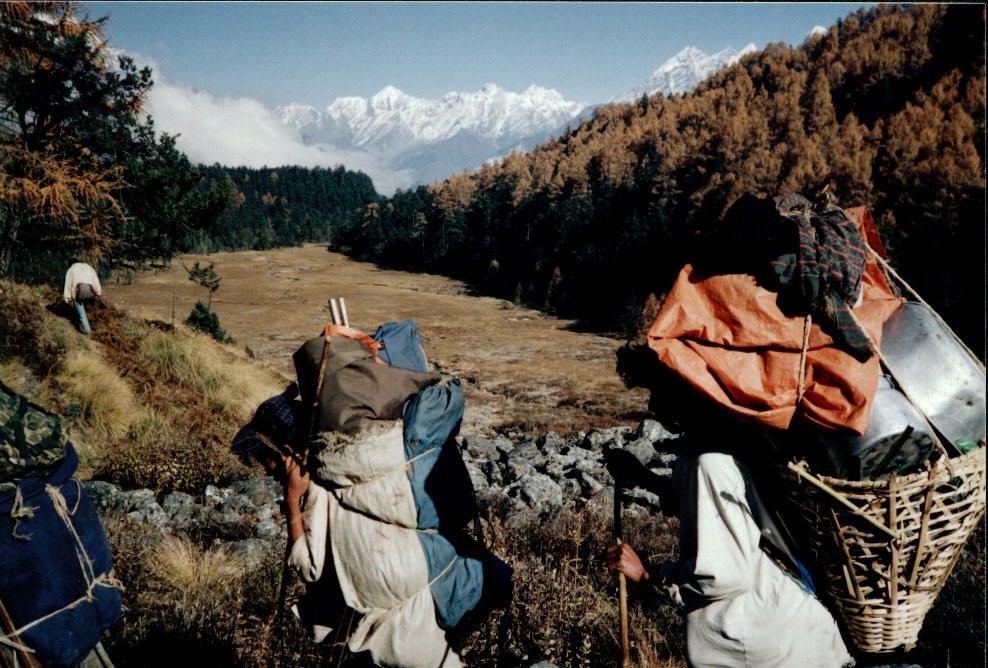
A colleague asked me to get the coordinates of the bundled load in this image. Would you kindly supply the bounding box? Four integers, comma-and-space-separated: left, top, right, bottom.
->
647, 194, 905, 436
290, 318, 511, 667
645, 193, 985, 653
0, 381, 122, 667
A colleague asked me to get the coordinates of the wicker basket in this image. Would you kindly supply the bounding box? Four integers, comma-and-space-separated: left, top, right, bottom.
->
780, 446, 986, 653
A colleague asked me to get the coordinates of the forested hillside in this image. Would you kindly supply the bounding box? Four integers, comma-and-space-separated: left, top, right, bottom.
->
2, 3, 982, 351
188, 165, 378, 252
336, 4, 985, 351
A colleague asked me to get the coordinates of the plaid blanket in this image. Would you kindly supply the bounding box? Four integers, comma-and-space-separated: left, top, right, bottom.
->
771, 193, 871, 360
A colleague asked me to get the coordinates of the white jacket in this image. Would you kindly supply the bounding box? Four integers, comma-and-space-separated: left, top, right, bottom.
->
287, 424, 461, 668
655, 451, 854, 668
62, 263, 102, 303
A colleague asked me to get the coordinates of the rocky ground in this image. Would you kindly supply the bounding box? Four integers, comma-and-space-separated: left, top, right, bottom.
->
85, 419, 680, 568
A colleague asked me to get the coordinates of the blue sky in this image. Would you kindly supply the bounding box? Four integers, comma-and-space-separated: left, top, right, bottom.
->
85, 2, 870, 108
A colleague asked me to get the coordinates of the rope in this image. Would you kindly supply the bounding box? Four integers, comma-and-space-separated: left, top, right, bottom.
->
8, 486, 38, 541
0, 484, 124, 648
0, 574, 122, 643
797, 314, 812, 408
47, 485, 98, 584
0, 634, 33, 653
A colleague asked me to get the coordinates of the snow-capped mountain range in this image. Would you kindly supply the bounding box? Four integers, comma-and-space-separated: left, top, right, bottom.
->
276, 45, 756, 191
615, 44, 757, 102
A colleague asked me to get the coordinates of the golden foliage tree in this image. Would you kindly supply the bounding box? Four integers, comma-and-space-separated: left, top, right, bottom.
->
0, 1, 144, 275
342, 3, 985, 349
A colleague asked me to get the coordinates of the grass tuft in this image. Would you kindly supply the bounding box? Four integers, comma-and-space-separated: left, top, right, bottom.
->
57, 348, 137, 445
149, 534, 250, 602
138, 328, 284, 418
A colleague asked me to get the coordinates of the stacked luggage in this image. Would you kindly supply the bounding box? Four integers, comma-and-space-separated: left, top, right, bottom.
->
645, 193, 985, 653
291, 318, 511, 666
0, 381, 122, 667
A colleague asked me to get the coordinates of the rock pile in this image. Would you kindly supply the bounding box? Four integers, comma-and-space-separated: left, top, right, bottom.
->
85, 419, 682, 564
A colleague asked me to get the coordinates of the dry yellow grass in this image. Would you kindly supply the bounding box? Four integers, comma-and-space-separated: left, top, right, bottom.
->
138, 327, 285, 419
149, 534, 250, 602
0, 360, 49, 401
56, 347, 137, 445
109, 245, 650, 436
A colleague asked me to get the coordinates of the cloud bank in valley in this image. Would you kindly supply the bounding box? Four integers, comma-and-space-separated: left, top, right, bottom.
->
133, 54, 410, 194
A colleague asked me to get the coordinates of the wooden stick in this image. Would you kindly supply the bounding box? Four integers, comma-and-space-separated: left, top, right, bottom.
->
308, 335, 332, 443
888, 474, 899, 607
787, 462, 901, 540
273, 327, 333, 626
0, 596, 42, 668
908, 467, 938, 588
830, 508, 865, 602
613, 478, 630, 666
338, 298, 349, 327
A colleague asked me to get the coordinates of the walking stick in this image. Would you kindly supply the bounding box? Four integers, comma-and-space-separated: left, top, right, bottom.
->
0, 596, 42, 668
270, 299, 338, 625
614, 475, 631, 666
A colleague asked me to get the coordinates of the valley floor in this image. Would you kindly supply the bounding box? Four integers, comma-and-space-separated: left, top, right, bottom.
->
108, 244, 650, 436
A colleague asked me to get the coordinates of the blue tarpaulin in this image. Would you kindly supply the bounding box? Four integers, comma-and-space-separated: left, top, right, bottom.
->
0, 444, 121, 666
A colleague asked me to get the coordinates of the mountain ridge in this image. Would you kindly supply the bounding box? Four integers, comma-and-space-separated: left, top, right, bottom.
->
276, 44, 749, 189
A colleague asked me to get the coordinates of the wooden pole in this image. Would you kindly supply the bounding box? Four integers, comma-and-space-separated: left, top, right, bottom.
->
614, 477, 631, 666
0, 596, 42, 668
272, 308, 334, 626
787, 462, 901, 540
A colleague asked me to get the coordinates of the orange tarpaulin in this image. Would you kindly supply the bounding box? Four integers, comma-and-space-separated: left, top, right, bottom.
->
646, 206, 904, 435
319, 323, 388, 363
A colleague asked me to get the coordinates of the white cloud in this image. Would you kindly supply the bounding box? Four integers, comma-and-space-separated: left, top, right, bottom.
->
126, 52, 410, 194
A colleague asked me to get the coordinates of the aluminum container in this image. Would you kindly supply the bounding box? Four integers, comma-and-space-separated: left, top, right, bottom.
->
880, 302, 986, 451
823, 375, 935, 480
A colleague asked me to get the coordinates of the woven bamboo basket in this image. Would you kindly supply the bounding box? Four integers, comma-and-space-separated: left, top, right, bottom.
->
780, 445, 986, 653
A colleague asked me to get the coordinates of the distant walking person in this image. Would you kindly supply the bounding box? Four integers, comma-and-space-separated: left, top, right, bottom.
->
63, 261, 102, 335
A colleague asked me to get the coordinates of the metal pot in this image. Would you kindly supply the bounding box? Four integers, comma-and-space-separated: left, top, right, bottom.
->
823, 375, 935, 480
880, 302, 986, 452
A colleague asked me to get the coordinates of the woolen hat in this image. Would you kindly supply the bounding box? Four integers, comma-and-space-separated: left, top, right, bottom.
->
231, 384, 300, 455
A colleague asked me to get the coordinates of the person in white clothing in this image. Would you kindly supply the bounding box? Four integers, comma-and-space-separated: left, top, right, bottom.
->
62, 262, 102, 335
231, 386, 462, 668
605, 412, 854, 668
229, 387, 350, 646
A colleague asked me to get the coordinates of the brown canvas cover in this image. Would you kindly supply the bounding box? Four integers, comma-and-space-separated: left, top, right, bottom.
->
294, 325, 441, 435
646, 206, 904, 435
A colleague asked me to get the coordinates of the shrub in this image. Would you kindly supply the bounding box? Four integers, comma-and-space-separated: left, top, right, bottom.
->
138, 329, 283, 418
456, 498, 686, 667
0, 280, 67, 373
149, 535, 250, 606
97, 407, 249, 494
103, 520, 327, 668
185, 300, 230, 343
